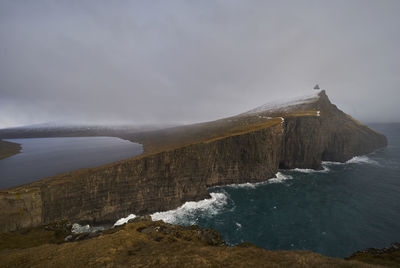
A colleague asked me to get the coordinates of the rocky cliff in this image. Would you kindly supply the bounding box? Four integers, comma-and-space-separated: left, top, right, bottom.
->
0, 91, 387, 232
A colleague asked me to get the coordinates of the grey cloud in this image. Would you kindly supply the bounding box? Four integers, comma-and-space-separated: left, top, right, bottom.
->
0, 0, 399, 128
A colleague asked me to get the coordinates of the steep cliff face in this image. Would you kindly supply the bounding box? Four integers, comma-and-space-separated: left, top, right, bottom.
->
0, 91, 387, 232
0, 125, 283, 231
280, 91, 387, 169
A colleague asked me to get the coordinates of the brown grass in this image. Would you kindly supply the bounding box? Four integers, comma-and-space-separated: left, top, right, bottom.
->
0, 221, 382, 268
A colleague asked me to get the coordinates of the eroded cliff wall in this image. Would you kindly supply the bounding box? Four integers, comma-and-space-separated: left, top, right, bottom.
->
0, 124, 284, 231
280, 92, 387, 169
0, 93, 387, 232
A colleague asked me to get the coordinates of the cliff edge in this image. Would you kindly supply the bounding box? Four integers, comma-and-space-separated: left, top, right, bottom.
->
0, 90, 387, 232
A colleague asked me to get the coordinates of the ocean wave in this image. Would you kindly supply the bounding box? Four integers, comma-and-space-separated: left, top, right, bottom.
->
268, 172, 293, 183
113, 214, 136, 227
346, 156, 379, 165
150, 192, 228, 225
291, 165, 330, 173
321, 161, 342, 166
224, 172, 293, 189
322, 155, 379, 166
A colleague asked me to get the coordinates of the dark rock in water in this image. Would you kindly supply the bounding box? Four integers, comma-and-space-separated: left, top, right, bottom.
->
0, 91, 388, 232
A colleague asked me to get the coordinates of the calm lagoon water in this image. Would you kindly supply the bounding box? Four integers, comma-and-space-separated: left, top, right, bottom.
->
0, 137, 142, 189
150, 123, 400, 258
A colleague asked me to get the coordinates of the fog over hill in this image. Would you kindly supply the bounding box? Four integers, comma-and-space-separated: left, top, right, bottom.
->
1, 0, 399, 129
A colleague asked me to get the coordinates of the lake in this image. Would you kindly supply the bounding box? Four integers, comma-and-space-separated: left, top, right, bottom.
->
0, 137, 143, 189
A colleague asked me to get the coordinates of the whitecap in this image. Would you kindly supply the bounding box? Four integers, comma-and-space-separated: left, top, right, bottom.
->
346, 156, 379, 165
268, 172, 293, 183
71, 223, 105, 233
225, 182, 258, 189
113, 213, 136, 227
72, 223, 91, 233
292, 165, 330, 173
321, 161, 343, 166
224, 172, 293, 189
150, 192, 228, 225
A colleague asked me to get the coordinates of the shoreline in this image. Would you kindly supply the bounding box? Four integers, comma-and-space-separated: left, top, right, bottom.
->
0, 139, 21, 160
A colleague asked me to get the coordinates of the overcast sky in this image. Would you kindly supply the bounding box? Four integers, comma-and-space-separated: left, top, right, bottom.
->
0, 0, 399, 129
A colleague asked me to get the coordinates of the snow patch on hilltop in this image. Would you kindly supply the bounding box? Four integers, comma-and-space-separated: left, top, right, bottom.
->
243, 90, 322, 115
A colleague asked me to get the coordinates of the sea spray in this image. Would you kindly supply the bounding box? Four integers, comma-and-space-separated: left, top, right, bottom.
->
113, 214, 137, 227
291, 166, 330, 173
346, 155, 379, 165
222, 172, 293, 189
291, 155, 380, 174
150, 192, 228, 225
71, 223, 105, 234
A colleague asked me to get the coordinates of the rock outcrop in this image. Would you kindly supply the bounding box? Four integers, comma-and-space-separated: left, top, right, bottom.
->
0, 91, 387, 232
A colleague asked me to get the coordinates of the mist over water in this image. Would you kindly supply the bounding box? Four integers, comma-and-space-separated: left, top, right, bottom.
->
151, 123, 400, 257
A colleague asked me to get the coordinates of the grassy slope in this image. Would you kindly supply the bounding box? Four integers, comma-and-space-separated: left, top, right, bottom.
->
129, 110, 320, 155
0, 139, 21, 160
0, 220, 383, 268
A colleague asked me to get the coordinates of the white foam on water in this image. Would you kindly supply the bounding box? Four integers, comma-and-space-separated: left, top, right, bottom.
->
71, 223, 105, 234
346, 156, 379, 165
322, 161, 342, 165
150, 192, 228, 225
225, 182, 258, 189
268, 172, 293, 183
293, 156, 379, 173
113, 214, 136, 227
224, 172, 293, 189
292, 165, 330, 173
322, 155, 380, 167
72, 223, 91, 233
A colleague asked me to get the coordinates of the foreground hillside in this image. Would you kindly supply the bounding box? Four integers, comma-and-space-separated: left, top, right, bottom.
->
0, 220, 385, 268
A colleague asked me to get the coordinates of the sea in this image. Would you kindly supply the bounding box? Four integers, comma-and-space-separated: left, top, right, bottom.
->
149, 123, 400, 258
